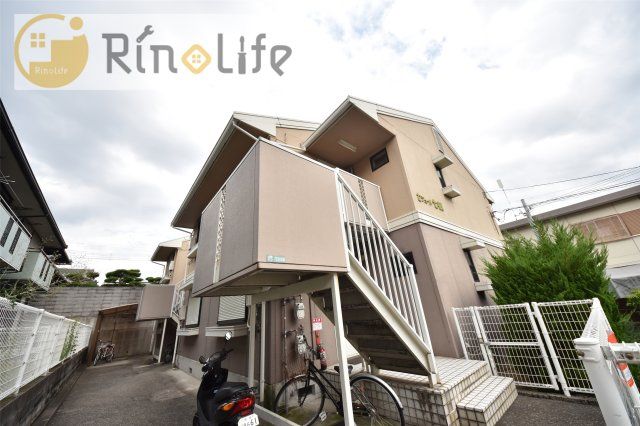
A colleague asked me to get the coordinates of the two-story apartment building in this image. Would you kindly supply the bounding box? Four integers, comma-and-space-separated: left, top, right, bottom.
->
501, 184, 640, 298
0, 99, 70, 293
146, 97, 502, 391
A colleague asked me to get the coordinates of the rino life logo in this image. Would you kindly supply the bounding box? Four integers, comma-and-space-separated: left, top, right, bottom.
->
102, 27, 292, 76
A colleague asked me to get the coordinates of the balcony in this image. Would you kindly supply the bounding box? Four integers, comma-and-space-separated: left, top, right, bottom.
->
4, 249, 55, 290
442, 184, 461, 199
0, 198, 31, 271
432, 153, 453, 169
192, 139, 387, 297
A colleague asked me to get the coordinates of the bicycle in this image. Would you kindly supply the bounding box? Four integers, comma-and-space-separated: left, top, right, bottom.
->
273, 336, 404, 425
93, 340, 115, 366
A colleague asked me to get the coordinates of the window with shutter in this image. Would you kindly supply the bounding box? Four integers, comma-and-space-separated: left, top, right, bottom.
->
217, 295, 246, 325
574, 214, 631, 243
620, 209, 640, 236
593, 215, 629, 242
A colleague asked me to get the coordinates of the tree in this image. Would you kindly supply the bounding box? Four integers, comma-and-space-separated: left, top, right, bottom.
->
146, 277, 162, 284
485, 222, 632, 340
104, 269, 144, 286
58, 270, 100, 287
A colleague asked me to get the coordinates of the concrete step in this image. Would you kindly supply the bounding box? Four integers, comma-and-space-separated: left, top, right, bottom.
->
457, 376, 517, 426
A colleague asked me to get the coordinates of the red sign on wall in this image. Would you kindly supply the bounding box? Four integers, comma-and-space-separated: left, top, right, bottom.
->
312, 317, 323, 331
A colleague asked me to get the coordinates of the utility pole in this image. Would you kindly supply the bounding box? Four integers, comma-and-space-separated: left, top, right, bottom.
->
521, 198, 538, 239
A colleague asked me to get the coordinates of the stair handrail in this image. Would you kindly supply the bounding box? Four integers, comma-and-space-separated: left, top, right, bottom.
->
335, 173, 432, 352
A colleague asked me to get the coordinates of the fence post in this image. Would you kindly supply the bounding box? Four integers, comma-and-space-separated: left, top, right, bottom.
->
532, 302, 570, 397
451, 308, 469, 359
13, 308, 44, 395
471, 307, 496, 374
525, 304, 560, 390
575, 337, 632, 425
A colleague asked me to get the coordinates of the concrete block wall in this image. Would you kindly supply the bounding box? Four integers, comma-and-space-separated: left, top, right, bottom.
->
29, 286, 143, 325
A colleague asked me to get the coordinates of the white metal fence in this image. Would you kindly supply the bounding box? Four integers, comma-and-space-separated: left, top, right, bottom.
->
453, 299, 596, 396
0, 297, 92, 401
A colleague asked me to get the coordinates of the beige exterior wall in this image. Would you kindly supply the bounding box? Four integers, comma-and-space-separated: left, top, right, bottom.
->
378, 114, 501, 241
275, 126, 314, 149
506, 198, 640, 268
168, 240, 190, 284
351, 135, 415, 222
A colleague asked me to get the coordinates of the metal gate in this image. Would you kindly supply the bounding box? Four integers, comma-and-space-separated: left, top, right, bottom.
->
453, 303, 559, 390
453, 299, 597, 396
532, 299, 595, 395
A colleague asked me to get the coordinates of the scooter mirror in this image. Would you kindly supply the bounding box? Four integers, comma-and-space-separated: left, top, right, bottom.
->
224, 331, 232, 341
198, 355, 206, 364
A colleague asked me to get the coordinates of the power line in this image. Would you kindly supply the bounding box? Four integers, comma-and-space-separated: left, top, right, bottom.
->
486, 165, 640, 193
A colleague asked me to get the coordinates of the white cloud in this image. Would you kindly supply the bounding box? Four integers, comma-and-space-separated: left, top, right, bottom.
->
1, 0, 639, 280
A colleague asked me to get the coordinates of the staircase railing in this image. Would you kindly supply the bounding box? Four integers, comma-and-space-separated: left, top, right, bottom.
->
171, 289, 185, 321
336, 174, 432, 349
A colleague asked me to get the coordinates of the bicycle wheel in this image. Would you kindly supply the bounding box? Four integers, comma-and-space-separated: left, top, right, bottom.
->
350, 375, 405, 426
273, 374, 325, 426
93, 350, 101, 366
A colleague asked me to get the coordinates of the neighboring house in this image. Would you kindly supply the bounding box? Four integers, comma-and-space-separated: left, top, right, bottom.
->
0, 99, 70, 292
145, 96, 502, 390
501, 184, 640, 298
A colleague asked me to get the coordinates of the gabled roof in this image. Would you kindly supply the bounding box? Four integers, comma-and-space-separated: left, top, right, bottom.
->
303, 96, 434, 150
151, 237, 188, 262
0, 98, 70, 264
171, 112, 317, 228
501, 184, 640, 231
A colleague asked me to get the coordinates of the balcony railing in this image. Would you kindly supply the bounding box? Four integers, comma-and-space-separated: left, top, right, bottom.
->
4, 249, 56, 290
0, 197, 31, 271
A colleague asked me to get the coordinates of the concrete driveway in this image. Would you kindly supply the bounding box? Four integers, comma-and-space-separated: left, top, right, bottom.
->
45, 356, 198, 426
41, 355, 606, 425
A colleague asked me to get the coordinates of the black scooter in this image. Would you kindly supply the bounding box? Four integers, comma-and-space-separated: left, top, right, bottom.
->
194, 332, 258, 426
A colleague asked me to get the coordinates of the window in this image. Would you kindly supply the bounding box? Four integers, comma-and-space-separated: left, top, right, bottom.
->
218, 295, 247, 325
403, 252, 417, 274
463, 249, 480, 282
433, 128, 446, 153
370, 148, 389, 172
435, 165, 446, 188
39, 256, 47, 278
575, 214, 631, 243
0, 218, 14, 246
185, 296, 202, 327
9, 229, 21, 254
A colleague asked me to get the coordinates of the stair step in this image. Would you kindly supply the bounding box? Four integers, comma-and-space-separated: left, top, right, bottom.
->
348, 334, 397, 341
457, 376, 517, 426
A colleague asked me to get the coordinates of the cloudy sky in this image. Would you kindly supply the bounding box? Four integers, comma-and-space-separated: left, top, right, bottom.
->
1, 0, 639, 281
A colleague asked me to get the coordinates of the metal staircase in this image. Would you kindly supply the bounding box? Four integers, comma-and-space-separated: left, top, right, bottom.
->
312, 175, 439, 384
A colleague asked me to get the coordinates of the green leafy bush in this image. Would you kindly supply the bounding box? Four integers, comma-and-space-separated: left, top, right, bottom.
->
485, 222, 633, 340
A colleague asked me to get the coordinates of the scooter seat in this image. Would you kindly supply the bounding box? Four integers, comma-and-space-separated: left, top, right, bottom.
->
213, 382, 249, 403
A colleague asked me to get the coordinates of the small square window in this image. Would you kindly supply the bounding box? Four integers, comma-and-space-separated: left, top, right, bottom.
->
38, 41, 45, 48
370, 148, 389, 172
30, 33, 37, 40
39, 33, 45, 39
30, 41, 37, 48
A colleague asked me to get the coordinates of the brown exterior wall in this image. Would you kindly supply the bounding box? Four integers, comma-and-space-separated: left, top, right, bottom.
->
177, 294, 340, 386
390, 223, 494, 357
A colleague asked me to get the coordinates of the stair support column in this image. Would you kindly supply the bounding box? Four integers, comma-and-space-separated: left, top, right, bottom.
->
247, 297, 256, 387
331, 273, 355, 426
